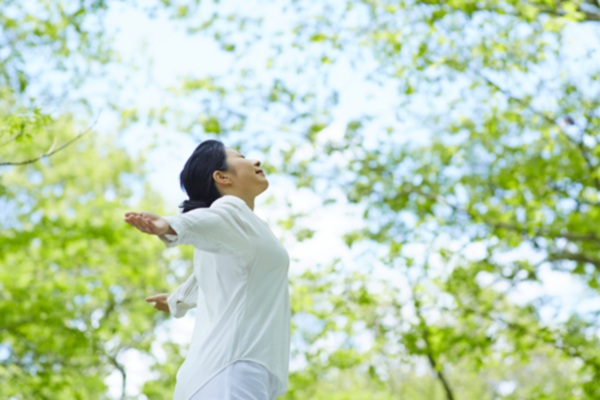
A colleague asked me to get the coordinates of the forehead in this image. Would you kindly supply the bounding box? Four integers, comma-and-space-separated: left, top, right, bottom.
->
225, 147, 243, 157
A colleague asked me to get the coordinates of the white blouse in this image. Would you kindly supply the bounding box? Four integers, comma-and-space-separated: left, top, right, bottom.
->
161, 195, 290, 400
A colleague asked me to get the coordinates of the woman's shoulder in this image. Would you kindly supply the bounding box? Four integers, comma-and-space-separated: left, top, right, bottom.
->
210, 196, 260, 239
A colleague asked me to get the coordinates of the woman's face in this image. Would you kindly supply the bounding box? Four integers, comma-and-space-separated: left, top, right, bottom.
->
218, 147, 269, 197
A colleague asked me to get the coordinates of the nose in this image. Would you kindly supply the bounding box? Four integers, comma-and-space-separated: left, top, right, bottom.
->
254, 160, 261, 167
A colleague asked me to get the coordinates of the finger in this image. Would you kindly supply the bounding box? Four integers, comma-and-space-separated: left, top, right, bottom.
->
125, 213, 144, 222
157, 304, 169, 313
155, 303, 169, 312
133, 219, 152, 233
130, 222, 148, 232
146, 293, 169, 301
125, 215, 140, 224
131, 215, 145, 223
137, 217, 151, 228
125, 219, 144, 229
135, 220, 148, 231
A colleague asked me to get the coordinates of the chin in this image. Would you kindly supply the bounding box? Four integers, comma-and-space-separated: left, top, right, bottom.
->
258, 180, 269, 194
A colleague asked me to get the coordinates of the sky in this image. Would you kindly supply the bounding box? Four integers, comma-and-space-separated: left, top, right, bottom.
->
47, 1, 600, 398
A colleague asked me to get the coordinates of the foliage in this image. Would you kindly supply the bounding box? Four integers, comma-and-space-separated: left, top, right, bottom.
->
0, 120, 174, 398
2, 0, 600, 398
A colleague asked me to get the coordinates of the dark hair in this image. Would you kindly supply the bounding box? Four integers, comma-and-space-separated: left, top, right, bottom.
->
179, 140, 229, 213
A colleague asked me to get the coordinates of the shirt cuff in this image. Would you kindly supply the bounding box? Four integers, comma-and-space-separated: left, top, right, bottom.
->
159, 217, 181, 247
167, 294, 192, 318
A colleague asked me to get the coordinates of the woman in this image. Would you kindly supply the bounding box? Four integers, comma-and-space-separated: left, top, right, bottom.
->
124, 140, 290, 400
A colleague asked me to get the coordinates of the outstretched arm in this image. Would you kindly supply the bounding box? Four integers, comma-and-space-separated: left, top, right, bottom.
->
124, 196, 252, 259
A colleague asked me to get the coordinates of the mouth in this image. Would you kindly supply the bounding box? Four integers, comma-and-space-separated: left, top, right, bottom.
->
256, 169, 265, 175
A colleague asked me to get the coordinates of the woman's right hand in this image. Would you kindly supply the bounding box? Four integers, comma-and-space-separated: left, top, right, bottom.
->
124, 211, 172, 236
145, 293, 170, 313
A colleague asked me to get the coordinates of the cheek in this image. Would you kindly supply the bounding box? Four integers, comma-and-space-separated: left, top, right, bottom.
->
234, 162, 257, 182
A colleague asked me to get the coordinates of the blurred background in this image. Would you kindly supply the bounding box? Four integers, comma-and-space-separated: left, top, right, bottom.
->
1, 0, 600, 399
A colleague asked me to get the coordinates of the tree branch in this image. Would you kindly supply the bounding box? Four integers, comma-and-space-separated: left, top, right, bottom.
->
411, 182, 600, 272
107, 351, 127, 400
0, 114, 99, 167
547, 251, 600, 269
533, 2, 600, 22
491, 221, 600, 246
549, 182, 600, 209
411, 288, 455, 400
474, 72, 600, 191
459, 303, 600, 372
401, 184, 600, 246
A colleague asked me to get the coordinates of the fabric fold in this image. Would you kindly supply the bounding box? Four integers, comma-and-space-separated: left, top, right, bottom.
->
167, 273, 199, 318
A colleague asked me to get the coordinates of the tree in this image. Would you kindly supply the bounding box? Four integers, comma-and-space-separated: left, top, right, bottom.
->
0, 120, 176, 399
0, 2, 200, 398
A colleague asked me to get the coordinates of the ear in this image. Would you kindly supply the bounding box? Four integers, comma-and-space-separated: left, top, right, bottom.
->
213, 170, 232, 186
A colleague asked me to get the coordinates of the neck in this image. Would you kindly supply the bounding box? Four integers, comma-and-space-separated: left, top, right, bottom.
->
221, 191, 255, 211
242, 196, 255, 211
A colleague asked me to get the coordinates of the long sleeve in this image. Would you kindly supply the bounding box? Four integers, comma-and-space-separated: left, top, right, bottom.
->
168, 273, 199, 318
160, 195, 253, 260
